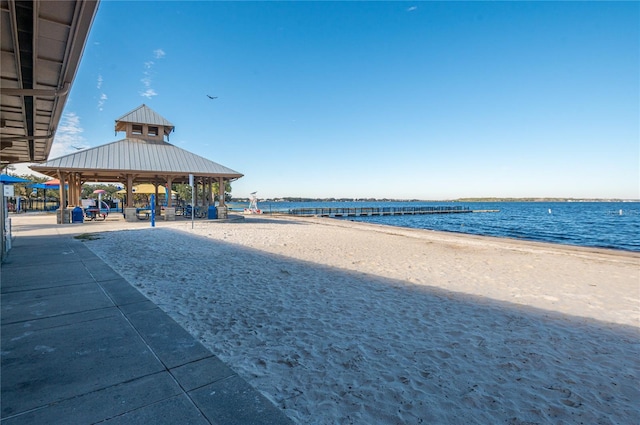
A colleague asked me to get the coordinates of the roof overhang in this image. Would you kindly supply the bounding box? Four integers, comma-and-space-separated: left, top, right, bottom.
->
0, 0, 99, 166
31, 138, 244, 184
30, 167, 244, 185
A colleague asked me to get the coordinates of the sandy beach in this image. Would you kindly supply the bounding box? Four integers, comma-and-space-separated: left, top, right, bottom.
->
14, 214, 639, 424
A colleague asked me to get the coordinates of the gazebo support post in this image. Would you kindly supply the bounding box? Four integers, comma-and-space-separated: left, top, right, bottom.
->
207, 177, 216, 206
77, 173, 83, 206
72, 173, 82, 207
217, 177, 227, 219
206, 178, 210, 206
164, 176, 175, 221
66, 174, 73, 207
201, 178, 206, 207
193, 177, 199, 207
68, 173, 75, 207
165, 176, 173, 208
124, 174, 137, 222
57, 171, 69, 223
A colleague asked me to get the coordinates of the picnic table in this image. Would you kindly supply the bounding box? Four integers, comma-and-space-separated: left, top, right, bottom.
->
136, 208, 152, 220
85, 208, 108, 221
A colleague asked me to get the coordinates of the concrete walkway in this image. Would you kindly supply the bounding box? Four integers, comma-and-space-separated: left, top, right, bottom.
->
1, 216, 293, 424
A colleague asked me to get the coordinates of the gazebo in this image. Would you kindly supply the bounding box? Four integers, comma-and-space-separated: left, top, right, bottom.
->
32, 104, 243, 223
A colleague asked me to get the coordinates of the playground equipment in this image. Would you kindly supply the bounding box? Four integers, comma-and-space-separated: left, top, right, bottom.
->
85, 200, 110, 221
84, 189, 110, 220
244, 192, 262, 214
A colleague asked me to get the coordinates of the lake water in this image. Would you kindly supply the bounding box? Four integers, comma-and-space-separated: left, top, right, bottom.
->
229, 201, 640, 252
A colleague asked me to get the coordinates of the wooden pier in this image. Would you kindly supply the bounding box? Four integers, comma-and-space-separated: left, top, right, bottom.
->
287, 206, 498, 218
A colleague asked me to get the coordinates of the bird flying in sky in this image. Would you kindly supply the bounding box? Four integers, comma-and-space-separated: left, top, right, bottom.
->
207, 95, 218, 99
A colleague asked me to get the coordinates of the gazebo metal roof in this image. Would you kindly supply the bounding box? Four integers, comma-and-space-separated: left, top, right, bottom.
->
31, 104, 243, 185
31, 138, 243, 184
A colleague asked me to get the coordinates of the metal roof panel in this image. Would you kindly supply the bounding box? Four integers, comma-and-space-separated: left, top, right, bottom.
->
32, 138, 243, 178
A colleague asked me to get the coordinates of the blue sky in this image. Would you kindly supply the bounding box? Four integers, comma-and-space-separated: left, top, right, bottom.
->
17, 1, 639, 200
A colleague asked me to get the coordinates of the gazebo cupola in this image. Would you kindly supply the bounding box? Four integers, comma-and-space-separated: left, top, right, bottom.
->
114, 104, 175, 141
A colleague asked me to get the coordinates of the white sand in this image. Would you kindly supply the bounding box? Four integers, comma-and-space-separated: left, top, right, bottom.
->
17, 214, 640, 424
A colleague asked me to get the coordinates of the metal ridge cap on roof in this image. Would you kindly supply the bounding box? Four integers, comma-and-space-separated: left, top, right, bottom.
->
114, 104, 174, 127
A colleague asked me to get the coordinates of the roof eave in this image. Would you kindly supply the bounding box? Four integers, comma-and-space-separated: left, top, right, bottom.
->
0, 0, 100, 165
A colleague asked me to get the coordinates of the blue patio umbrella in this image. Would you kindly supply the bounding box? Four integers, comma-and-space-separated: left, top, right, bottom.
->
0, 174, 31, 184
27, 183, 47, 189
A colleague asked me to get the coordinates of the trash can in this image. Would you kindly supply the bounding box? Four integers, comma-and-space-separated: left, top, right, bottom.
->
71, 206, 84, 223
208, 205, 217, 219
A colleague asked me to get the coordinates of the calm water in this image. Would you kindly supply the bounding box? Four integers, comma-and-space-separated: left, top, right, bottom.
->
229, 201, 640, 252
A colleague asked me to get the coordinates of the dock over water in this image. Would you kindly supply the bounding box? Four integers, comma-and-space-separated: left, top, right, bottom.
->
287, 206, 499, 218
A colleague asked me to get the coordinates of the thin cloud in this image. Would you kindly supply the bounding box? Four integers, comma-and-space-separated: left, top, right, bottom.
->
97, 74, 107, 110
139, 50, 164, 98
50, 112, 85, 158
140, 71, 156, 98
97, 93, 108, 111
407, 6, 417, 12
141, 89, 158, 99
